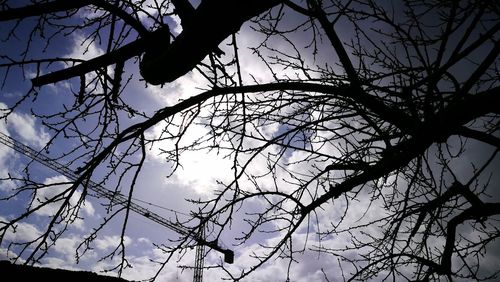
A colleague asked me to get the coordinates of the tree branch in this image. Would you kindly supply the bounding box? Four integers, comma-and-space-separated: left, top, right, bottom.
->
139, 0, 283, 84
441, 202, 500, 274
456, 127, 500, 148
0, 0, 148, 36
31, 26, 169, 87
308, 0, 360, 84
304, 85, 500, 213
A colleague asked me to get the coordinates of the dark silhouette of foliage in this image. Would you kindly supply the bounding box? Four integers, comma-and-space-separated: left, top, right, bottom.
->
0, 0, 499, 281
0, 260, 131, 281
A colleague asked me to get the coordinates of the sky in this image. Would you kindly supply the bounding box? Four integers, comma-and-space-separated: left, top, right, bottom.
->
0, 1, 499, 281
0, 2, 345, 281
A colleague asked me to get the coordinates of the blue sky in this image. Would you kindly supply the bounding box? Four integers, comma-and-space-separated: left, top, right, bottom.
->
0, 3, 348, 281
1, 1, 499, 281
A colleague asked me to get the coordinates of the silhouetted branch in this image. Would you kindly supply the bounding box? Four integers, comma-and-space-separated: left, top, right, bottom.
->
456, 127, 500, 148
31, 26, 169, 87
139, 0, 284, 84
1, 0, 498, 280
0, 0, 148, 35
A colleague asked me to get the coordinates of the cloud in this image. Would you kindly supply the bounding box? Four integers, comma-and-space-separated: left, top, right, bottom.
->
0, 247, 20, 262
86, 244, 194, 281
6, 112, 50, 149
94, 235, 132, 251
31, 175, 95, 231
200, 231, 351, 282
42, 257, 81, 271
0, 102, 50, 150
142, 72, 237, 195
170, 14, 183, 35
43, 31, 107, 94
42, 234, 94, 271
137, 21, 328, 198
67, 33, 104, 61
53, 236, 81, 260
0, 107, 47, 193
0, 121, 16, 191
6, 6, 499, 282
0, 216, 42, 243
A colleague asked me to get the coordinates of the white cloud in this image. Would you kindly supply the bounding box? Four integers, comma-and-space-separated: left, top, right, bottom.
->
33, 175, 95, 231
146, 120, 283, 195
0, 123, 16, 191
86, 244, 192, 281
42, 257, 81, 271
137, 237, 151, 245
0, 247, 19, 261
137, 22, 326, 197
0, 105, 48, 192
171, 14, 183, 35
77, 6, 106, 21
52, 236, 81, 262
5, 6, 487, 282
94, 235, 131, 251
6, 111, 50, 149
170, 145, 234, 194
203, 231, 351, 282
0, 216, 42, 243
43, 32, 108, 94
81, 21, 371, 281
143, 73, 236, 195
68, 33, 104, 61
0, 102, 50, 150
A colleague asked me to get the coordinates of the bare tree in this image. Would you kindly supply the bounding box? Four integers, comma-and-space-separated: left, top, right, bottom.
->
0, 0, 499, 281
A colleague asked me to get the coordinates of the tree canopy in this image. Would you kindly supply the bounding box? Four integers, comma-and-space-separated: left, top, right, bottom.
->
0, 0, 499, 281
